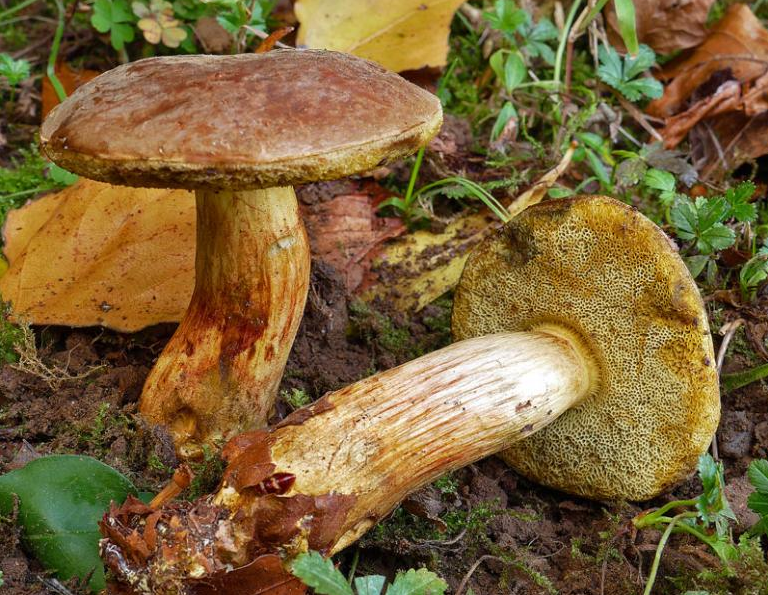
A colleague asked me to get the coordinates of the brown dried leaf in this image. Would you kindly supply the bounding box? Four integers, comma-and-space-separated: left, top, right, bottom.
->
304, 191, 405, 292
0, 180, 195, 331
648, 4, 768, 119
606, 0, 716, 55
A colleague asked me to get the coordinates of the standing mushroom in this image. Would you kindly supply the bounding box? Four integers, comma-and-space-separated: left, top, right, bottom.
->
100, 196, 720, 594
39, 50, 442, 457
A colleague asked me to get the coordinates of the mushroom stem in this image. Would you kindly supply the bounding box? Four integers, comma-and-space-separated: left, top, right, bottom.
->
102, 328, 597, 591
139, 186, 310, 457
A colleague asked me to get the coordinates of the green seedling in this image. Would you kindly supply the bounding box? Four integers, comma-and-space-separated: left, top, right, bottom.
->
379, 147, 511, 227
281, 387, 311, 410
597, 44, 663, 102
633, 454, 737, 595
0, 52, 30, 103
291, 550, 447, 595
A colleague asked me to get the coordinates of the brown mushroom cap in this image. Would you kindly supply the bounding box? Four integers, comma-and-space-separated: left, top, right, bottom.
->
452, 196, 720, 501
40, 50, 442, 190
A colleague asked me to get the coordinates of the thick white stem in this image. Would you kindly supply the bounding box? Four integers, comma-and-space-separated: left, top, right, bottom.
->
220, 328, 597, 555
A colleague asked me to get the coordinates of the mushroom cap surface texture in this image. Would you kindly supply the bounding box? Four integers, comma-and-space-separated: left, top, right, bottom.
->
40, 50, 443, 190
452, 195, 720, 501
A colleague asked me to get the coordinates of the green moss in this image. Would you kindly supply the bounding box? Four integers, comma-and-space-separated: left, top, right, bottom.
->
667, 536, 768, 595
186, 446, 226, 501
280, 387, 311, 410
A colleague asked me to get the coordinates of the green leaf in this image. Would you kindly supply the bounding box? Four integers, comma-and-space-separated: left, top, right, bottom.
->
354, 575, 386, 595
502, 53, 526, 92
697, 223, 735, 254
617, 77, 663, 101
0, 54, 31, 86
748, 492, 768, 516
291, 551, 354, 595
597, 44, 623, 88
684, 255, 710, 278
91, 0, 135, 51
48, 164, 78, 186
643, 168, 675, 191
748, 459, 768, 494
386, 568, 448, 595
614, 156, 647, 187
695, 454, 736, 535
598, 43, 662, 101
723, 181, 757, 223
624, 45, 656, 80
584, 147, 611, 187
613, 0, 639, 55
491, 102, 517, 141
0, 455, 138, 592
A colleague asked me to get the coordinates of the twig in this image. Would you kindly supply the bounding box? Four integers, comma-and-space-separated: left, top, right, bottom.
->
710, 318, 743, 459
456, 555, 504, 595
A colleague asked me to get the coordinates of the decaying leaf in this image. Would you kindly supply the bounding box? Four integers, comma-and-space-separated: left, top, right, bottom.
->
606, 0, 716, 55
41, 63, 100, 118
646, 4, 768, 176
303, 190, 405, 292
648, 4, 768, 118
0, 180, 195, 331
1, 180, 401, 330
294, 0, 464, 72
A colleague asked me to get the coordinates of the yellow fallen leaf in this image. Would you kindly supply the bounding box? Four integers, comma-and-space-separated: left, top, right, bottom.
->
295, 0, 464, 72
0, 180, 195, 332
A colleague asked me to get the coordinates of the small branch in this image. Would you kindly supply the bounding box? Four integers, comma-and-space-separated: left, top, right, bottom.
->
456, 555, 504, 595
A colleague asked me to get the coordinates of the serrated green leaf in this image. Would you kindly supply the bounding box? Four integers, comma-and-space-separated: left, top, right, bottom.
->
624, 45, 656, 80
723, 182, 757, 223
291, 551, 354, 595
615, 157, 647, 187
0, 455, 138, 592
597, 44, 623, 88
670, 198, 697, 240
748, 459, 768, 493
695, 196, 730, 229
386, 568, 448, 595
0, 54, 31, 86
354, 575, 386, 595
617, 77, 663, 101
644, 168, 675, 192
749, 515, 768, 537
697, 223, 735, 254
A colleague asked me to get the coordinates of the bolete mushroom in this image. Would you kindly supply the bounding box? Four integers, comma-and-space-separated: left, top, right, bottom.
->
38, 50, 442, 457
100, 196, 720, 594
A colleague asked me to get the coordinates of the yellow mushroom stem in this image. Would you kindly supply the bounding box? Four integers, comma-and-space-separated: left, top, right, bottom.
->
101, 328, 598, 592
139, 187, 310, 459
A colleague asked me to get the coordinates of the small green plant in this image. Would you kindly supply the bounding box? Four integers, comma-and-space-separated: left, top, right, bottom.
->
186, 445, 225, 500
597, 44, 663, 101
0, 52, 30, 103
91, 0, 136, 52
379, 147, 511, 227
291, 550, 447, 595
281, 387, 311, 410
746, 458, 768, 536
669, 181, 756, 279
633, 454, 739, 595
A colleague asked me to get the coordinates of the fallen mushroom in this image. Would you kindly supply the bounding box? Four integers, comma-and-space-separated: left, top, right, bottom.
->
100, 196, 719, 594
39, 50, 442, 457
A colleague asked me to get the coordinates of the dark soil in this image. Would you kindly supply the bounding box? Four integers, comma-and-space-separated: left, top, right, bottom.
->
1, 256, 767, 594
